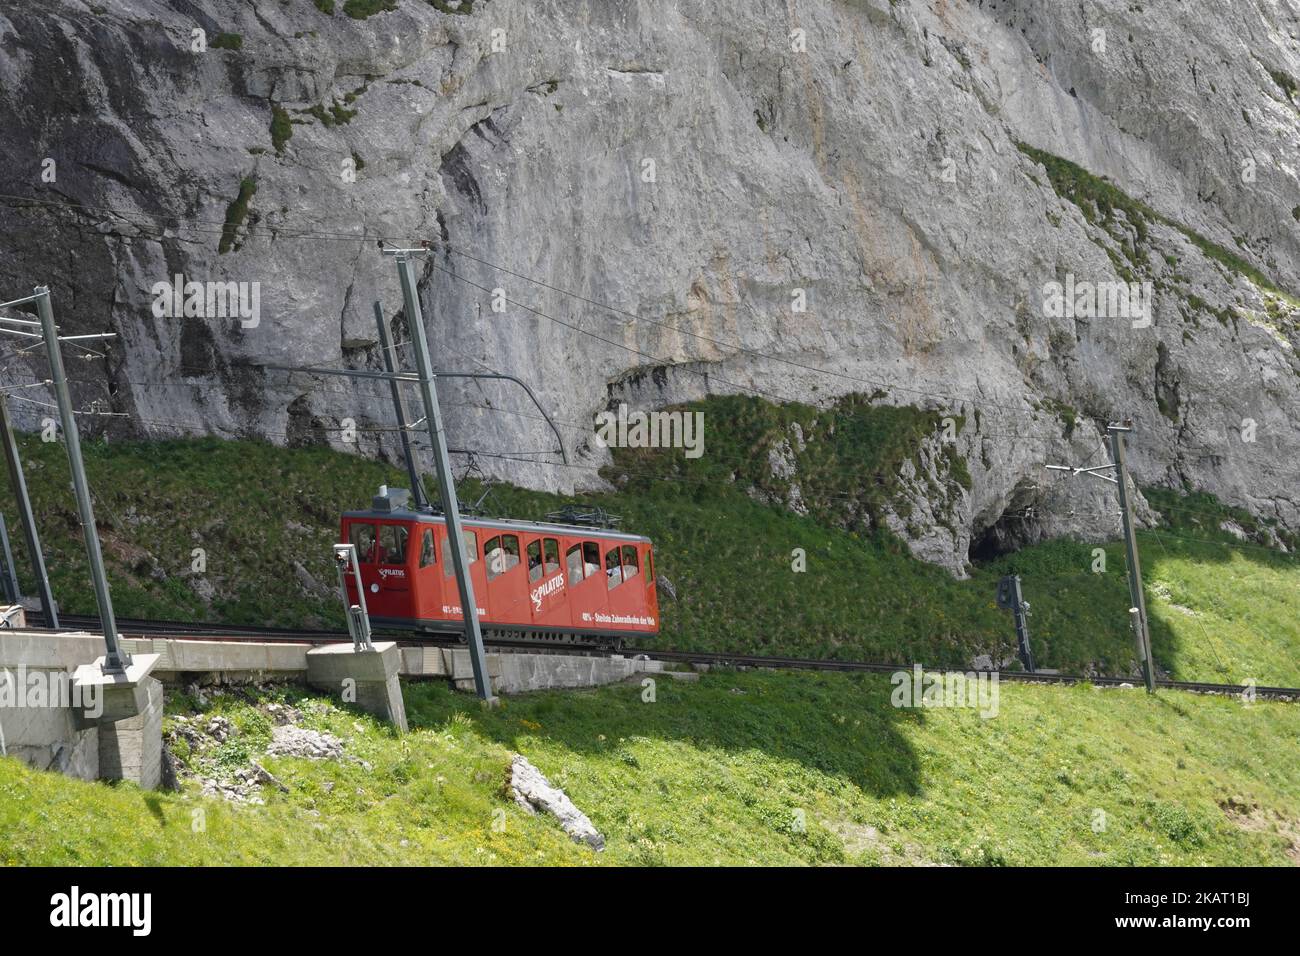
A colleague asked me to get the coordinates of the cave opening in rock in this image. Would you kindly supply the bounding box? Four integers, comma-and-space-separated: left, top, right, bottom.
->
969, 510, 1033, 564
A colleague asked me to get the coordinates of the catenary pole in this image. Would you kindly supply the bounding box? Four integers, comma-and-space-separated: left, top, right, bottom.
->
1107, 422, 1154, 692
0, 515, 20, 605
34, 287, 130, 672
390, 253, 496, 705
373, 300, 429, 510
995, 574, 1036, 672
0, 393, 58, 625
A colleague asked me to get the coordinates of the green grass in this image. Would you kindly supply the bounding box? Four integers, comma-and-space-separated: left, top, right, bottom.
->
210, 33, 243, 51
4, 393, 1297, 685
217, 177, 256, 254
1017, 143, 1300, 308
270, 105, 293, 155
429, 0, 476, 13
1039, 399, 1079, 439
1268, 68, 1298, 106
343, 0, 397, 19
2, 673, 1297, 865
603, 393, 962, 534
299, 102, 357, 128
0, 435, 412, 628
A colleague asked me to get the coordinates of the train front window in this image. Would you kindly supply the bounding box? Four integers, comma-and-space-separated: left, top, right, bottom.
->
543, 538, 561, 576
645, 547, 653, 582
349, 523, 377, 564
527, 539, 543, 583
605, 548, 622, 589
566, 544, 584, 585
378, 525, 408, 564
621, 545, 639, 581
442, 529, 478, 577
419, 529, 435, 568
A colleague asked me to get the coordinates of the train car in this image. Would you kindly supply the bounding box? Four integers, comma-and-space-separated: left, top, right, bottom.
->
339, 486, 659, 644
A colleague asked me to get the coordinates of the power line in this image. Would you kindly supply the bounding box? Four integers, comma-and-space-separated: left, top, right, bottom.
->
6, 201, 1297, 543
8, 188, 1300, 465
1, 189, 1130, 428
0, 191, 403, 245
438, 244, 1060, 418
9, 196, 1299, 494
3, 363, 1294, 530
1, 355, 1294, 547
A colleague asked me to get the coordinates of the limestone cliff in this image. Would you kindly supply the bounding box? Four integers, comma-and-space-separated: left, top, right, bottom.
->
0, 0, 1296, 575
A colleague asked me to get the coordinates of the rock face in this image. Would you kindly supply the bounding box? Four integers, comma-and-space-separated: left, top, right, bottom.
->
0, 0, 1297, 574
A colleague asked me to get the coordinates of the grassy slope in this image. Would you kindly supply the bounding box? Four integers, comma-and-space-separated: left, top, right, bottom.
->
2, 435, 411, 627
2, 394, 1298, 685
2, 674, 1297, 866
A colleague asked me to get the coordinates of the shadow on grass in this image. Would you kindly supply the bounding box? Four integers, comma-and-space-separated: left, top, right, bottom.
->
403, 670, 925, 798
975, 525, 1300, 686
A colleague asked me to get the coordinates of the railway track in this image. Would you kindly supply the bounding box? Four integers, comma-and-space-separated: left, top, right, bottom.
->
17, 612, 1300, 701
30, 612, 354, 643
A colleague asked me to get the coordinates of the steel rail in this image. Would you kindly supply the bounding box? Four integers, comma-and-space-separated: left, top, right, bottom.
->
18, 612, 1299, 700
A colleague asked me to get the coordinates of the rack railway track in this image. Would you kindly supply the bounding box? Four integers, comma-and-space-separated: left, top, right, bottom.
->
17, 612, 1299, 701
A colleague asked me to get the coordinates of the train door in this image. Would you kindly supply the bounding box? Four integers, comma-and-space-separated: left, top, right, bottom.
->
565, 538, 608, 630
347, 520, 412, 620
604, 542, 641, 623
375, 522, 413, 618
527, 535, 569, 628
483, 532, 529, 625
439, 526, 488, 620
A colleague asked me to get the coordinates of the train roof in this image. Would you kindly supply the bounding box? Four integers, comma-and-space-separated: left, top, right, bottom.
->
341, 506, 652, 543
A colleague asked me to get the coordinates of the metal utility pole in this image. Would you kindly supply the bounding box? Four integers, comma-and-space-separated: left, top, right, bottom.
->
389, 250, 497, 705
995, 574, 1035, 672
1046, 419, 1154, 692
332, 543, 374, 650
33, 287, 130, 673
0, 392, 57, 624
1107, 422, 1155, 692
373, 301, 429, 511
0, 515, 20, 605
261, 257, 565, 704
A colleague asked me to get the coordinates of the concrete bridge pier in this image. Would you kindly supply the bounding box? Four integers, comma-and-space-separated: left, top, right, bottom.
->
306, 641, 408, 733
71, 654, 163, 790
1, 631, 162, 789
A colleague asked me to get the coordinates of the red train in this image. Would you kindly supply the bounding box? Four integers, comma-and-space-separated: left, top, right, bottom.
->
340, 487, 660, 644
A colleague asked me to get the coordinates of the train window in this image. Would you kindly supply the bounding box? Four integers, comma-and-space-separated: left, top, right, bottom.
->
419, 529, 435, 568
645, 547, 653, 582
582, 542, 601, 580
566, 544, 584, 585
543, 538, 561, 576
621, 545, 639, 581
605, 548, 622, 590
349, 523, 377, 564
527, 539, 543, 583
442, 529, 478, 577
485, 534, 520, 580
379, 525, 408, 564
